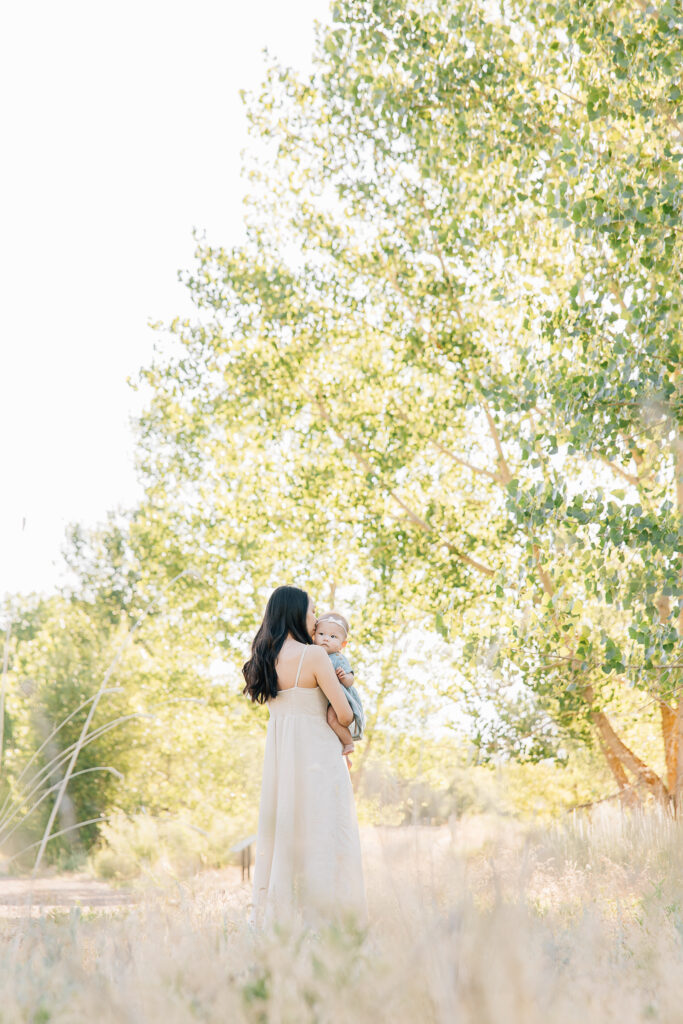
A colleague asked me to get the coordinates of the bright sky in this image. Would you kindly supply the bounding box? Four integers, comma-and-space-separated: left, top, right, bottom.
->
1, 0, 331, 600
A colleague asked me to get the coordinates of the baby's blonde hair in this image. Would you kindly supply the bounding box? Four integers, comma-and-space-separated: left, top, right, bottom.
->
316, 611, 350, 636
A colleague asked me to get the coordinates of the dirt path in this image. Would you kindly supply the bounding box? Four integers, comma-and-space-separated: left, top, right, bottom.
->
0, 864, 251, 918
0, 874, 136, 917
0, 826, 458, 919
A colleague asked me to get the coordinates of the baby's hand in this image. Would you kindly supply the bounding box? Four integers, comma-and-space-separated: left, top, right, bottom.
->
336, 666, 354, 688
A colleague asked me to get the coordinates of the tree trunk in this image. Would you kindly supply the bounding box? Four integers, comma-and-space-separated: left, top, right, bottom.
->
589, 703, 669, 805
674, 698, 683, 812
672, 429, 683, 811
660, 701, 678, 795
598, 736, 638, 809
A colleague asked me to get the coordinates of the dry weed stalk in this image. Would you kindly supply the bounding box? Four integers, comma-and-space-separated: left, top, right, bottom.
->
0, 568, 200, 872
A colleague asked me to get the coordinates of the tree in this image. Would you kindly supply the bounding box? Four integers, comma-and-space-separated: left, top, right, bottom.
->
0, 517, 263, 867
136, 0, 683, 805
57, 517, 266, 846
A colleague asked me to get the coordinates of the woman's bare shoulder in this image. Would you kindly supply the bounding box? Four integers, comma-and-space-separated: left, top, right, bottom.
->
292, 645, 329, 688
306, 644, 328, 664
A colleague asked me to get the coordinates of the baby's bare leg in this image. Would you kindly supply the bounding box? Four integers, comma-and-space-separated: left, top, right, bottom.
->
327, 704, 355, 755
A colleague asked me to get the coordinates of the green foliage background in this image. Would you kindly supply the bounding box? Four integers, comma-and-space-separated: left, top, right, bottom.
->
1, 0, 682, 867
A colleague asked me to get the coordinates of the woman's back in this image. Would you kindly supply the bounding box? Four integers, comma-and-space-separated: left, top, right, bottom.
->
274, 641, 322, 690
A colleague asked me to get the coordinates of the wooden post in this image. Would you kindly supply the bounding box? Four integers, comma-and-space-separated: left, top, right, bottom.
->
231, 834, 257, 883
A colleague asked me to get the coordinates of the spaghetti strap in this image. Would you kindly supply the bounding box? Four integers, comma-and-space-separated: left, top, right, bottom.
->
293, 646, 307, 688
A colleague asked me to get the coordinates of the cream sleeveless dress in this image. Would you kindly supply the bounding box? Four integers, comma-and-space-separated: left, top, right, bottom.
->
250, 646, 367, 929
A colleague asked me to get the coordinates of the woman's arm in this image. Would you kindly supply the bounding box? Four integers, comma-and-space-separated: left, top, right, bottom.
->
310, 647, 354, 726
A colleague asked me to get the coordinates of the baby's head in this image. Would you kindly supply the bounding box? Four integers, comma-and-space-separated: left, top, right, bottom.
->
313, 611, 349, 654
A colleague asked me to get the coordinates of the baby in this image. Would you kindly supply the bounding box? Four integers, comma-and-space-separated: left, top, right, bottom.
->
313, 611, 365, 763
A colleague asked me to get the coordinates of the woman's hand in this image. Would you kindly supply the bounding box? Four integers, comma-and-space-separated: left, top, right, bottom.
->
336, 666, 354, 688
311, 647, 354, 726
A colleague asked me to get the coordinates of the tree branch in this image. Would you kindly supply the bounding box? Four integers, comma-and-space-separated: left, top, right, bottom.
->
596, 453, 640, 487
532, 544, 556, 598
429, 437, 502, 483
496, 52, 587, 109
608, 279, 631, 320
481, 399, 514, 486
415, 193, 465, 329
307, 388, 496, 578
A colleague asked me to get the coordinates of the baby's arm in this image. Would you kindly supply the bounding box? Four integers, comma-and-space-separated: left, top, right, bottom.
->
334, 653, 354, 688
336, 666, 354, 687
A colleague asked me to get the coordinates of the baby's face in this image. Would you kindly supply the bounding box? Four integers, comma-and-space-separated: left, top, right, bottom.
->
313, 620, 346, 654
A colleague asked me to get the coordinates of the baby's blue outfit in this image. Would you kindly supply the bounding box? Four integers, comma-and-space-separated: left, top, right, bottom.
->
328, 651, 365, 740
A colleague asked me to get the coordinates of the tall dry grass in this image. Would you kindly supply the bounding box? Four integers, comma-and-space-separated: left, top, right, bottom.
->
2, 808, 683, 1023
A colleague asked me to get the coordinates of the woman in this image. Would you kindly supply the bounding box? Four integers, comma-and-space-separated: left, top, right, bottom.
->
243, 585, 367, 929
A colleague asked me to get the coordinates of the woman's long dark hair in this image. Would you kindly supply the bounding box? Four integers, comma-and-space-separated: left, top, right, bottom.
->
242, 585, 312, 703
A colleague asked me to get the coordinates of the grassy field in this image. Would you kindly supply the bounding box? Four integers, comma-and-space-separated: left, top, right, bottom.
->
2, 809, 683, 1022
